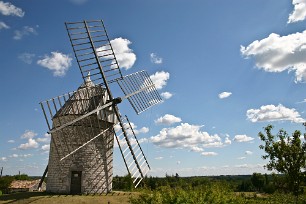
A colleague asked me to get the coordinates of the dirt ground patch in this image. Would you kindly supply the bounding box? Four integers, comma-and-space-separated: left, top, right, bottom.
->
0, 191, 136, 204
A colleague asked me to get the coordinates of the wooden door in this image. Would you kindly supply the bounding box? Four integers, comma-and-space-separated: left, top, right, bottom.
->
70, 171, 82, 194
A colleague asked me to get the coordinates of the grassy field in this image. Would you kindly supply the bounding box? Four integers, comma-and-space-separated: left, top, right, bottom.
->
0, 191, 134, 204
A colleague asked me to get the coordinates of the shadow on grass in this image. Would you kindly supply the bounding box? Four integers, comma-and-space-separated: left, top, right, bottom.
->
0, 191, 135, 203
0, 192, 51, 203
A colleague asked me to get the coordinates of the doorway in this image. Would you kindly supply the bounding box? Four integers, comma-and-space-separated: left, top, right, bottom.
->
70, 171, 82, 194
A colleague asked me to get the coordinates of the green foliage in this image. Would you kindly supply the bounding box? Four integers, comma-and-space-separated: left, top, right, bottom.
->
14, 174, 30, 180
130, 182, 245, 204
259, 125, 306, 196
237, 179, 254, 192
0, 176, 14, 194
112, 174, 133, 191
251, 173, 265, 192
0, 190, 2, 196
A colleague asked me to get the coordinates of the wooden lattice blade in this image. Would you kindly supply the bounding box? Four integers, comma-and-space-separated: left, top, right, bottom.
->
117, 70, 163, 115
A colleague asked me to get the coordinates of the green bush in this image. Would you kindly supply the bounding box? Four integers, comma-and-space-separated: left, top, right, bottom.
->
0, 176, 14, 194
0, 190, 2, 196
130, 182, 246, 204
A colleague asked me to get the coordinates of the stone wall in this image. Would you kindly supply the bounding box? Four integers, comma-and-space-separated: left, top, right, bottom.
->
47, 115, 114, 194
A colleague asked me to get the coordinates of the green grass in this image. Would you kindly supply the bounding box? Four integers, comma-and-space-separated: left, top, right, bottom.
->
0, 191, 134, 204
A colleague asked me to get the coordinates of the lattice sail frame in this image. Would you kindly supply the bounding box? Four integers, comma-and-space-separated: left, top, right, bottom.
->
40, 20, 163, 192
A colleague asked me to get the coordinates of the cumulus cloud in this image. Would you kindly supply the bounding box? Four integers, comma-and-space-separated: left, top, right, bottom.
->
190, 146, 204, 153
234, 135, 254, 143
0, 1, 24, 17
41, 144, 50, 151
241, 31, 306, 82
151, 123, 228, 155
246, 104, 304, 123
224, 136, 232, 145
218, 92, 232, 99
114, 122, 149, 137
201, 152, 218, 156
245, 150, 253, 155
9, 154, 32, 158
161, 92, 173, 100
13, 26, 37, 40
150, 53, 163, 64
0, 21, 9, 29
21, 130, 37, 139
37, 52, 72, 76
18, 138, 39, 150
7, 140, 15, 143
0, 157, 7, 162
97, 37, 136, 70
288, 0, 306, 23
18, 53, 35, 64
155, 114, 182, 125
37, 133, 51, 143
150, 71, 170, 90
37, 137, 49, 143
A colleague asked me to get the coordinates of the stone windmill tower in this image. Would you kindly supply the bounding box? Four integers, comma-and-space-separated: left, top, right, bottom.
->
39, 20, 162, 194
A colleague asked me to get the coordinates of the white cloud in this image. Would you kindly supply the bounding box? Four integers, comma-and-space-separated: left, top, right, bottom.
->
246, 104, 304, 123
21, 130, 37, 139
155, 114, 182, 125
218, 92, 232, 99
0, 1, 24, 17
155, 157, 163, 160
44, 133, 51, 137
37, 137, 49, 143
9, 154, 33, 158
41, 144, 50, 151
0, 21, 9, 29
18, 138, 39, 150
10, 154, 18, 158
288, 0, 306, 23
0, 157, 7, 162
18, 53, 35, 64
114, 122, 149, 138
234, 135, 254, 143
97, 37, 136, 70
201, 152, 218, 156
150, 71, 170, 90
245, 150, 253, 155
13, 26, 37, 40
150, 53, 163, 64
161, 92, 173, 100
37, 52, 72, 77
7, 140, 15, 143
151, 123, 226, 155
37, 133, 51, 143
224, 136, 232, 145
190, 146, 204, 152
241, 31, 306, 82
237, 157, 246, 160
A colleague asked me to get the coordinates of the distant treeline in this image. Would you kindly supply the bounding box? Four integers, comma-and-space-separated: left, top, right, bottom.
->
113, 173, 294, 194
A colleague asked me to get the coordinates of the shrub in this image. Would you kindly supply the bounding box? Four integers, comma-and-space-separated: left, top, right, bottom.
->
130, 182, 245, 204
0, 176, 14, 194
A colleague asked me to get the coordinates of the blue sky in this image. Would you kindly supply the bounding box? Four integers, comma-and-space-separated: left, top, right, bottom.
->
1, 0, 306, 177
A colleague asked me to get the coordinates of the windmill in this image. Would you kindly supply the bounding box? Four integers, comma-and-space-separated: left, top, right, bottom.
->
39, 20, 162, 194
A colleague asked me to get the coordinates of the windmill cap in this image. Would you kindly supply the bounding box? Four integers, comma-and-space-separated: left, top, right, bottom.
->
79, 72, 94, 88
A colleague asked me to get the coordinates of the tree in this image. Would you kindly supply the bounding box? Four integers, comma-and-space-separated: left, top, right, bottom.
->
259, 125, 306, 198
251, 173, 265, 192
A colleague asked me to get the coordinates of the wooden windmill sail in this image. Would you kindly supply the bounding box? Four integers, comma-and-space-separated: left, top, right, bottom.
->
39, 20, 162, 194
